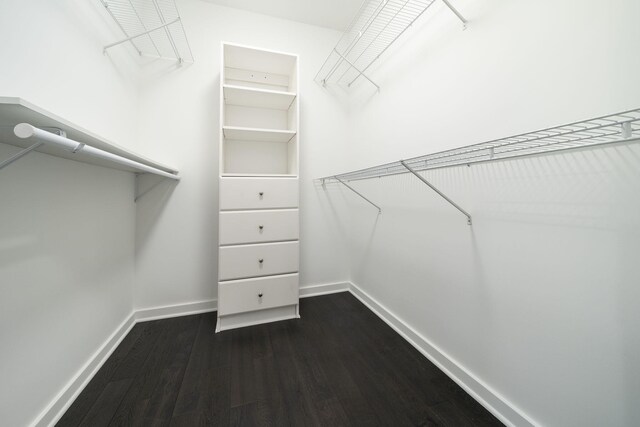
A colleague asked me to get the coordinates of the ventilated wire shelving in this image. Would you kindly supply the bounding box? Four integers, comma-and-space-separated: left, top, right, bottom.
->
319, 108, 640, 224
315, 0, 466, 90
99, 0, 194, 63
321, 109, 640, 183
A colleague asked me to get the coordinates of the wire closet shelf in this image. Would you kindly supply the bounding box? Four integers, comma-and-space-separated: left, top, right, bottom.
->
100, 0, 194, 63
320, 108, 640, 184
314, 0, 466, 89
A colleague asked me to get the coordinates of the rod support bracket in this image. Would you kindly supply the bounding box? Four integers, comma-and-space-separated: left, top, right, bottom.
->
336, 176, 382, 214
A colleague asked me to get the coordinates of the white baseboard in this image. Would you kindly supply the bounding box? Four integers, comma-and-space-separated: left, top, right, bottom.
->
135, 299, 217, 322
347, 281, 537, 427
35, 281, 533, 427
33, 312, 136, 427
299, 281, 350, 298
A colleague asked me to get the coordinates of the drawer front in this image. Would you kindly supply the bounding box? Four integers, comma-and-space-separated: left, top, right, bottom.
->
219, 210, 298, 245
218, 273, 299, 316
220, 178, 298, 210
219, 241, 299, 281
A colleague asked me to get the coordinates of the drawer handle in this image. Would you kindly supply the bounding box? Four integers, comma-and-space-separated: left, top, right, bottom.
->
258, 258, 264, 264
258, 225, 264, 231
259, 192, 264, 197
258, 292, 263, 298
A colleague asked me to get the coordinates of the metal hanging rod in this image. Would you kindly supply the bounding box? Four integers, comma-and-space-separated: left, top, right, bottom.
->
99, 0, 194, 64
13, 123, 180, 180
315, 0, 467, 89
319, 108, 640, 183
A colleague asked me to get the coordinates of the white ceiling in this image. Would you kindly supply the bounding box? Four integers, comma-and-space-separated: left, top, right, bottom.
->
201, 0, 363, 30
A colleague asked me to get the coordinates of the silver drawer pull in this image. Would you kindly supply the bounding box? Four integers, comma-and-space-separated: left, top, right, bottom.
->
258, 292, 263, 298
259, 192, 264, 197
258, 258, 264, 264
258, 225, 264, 230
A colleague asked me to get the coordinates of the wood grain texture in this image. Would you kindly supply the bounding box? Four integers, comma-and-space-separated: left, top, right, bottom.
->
57, 293, 502, 426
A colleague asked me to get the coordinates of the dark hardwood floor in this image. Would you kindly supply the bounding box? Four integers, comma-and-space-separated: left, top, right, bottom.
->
57, 292, 502, 426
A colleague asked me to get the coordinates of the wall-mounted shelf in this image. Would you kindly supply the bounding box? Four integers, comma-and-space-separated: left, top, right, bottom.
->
320, 108, 640, 224
99, 0, 194, 64
222, 126, 296, 143
223, 85, 296, 110
315, 0, 466, 90
0, 97, 179, 179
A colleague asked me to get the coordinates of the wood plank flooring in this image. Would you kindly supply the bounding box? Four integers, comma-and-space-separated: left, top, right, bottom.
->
57, 292, 503, 426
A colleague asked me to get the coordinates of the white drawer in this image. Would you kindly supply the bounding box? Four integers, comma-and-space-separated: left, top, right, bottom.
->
218, 273, 299, 316
218, 241, 299, 281
219, 209, 298, 245
220, 178, 298, 210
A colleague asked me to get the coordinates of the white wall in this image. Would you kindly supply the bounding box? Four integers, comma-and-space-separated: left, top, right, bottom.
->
133, 0, 352, 310
0, 1, 141, 426
327, 0, 640, 426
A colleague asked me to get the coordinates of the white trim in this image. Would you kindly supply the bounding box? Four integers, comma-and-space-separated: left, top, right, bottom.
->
33, 280, 536, 427
347, 281, 538, 427
299, 281, 350, 298
135, 299, 217, 322
32, 312, 136, 427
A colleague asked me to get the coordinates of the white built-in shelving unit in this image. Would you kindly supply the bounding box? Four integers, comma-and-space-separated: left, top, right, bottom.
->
217, 43, 300, 332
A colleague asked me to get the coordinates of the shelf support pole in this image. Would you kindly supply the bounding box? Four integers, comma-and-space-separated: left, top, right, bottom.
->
336, 177, 382, 214
332, 49, 380, 92
440, 0, 468, 27
400, 160, 472, 225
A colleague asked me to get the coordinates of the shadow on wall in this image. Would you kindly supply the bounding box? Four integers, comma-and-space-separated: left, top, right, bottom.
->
134, 175, 179, 252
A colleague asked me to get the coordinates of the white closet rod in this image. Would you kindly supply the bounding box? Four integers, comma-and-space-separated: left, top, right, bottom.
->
14, 123, 179, 180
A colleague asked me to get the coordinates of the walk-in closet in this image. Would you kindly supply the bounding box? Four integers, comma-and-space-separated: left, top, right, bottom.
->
1, 0, 638, 426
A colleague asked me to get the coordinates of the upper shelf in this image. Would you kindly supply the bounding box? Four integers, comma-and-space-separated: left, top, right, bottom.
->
99, 0, 194, 63
320, 108, 640, 182
0, 97, 178, 175
223, 126, 296, 143
223, 85, 296, 110
315, 0, 466, 89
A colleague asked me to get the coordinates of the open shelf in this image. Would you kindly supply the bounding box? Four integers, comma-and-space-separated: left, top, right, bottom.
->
223, 85, 296, 110
224, 43, 297, 92
99, 0, 194, 63
223, 126, 296, 143
0, 97, 178, 175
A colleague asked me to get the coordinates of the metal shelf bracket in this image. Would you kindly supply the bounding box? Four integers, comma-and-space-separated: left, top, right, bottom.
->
441, 0, 468, 28
103, 18, 181, 55
0, 128, 65, 172
332, 49, 380, 91
335, 176, 382, 213
400, 160, 472, 225
99, 0, 194, 64
0, 141, 43, 171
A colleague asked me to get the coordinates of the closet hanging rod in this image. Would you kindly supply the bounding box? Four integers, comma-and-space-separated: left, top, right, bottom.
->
13, 123, 180, 180
318, 107, 640, 183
